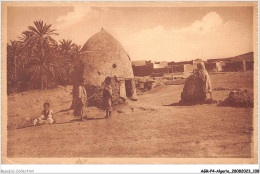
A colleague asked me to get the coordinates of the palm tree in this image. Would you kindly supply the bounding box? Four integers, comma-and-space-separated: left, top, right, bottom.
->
59, 39, 82, 84
20, 20, 59, 89
59, 39, 75, 55
7, 41, 18, 81
7, 40, 28, 80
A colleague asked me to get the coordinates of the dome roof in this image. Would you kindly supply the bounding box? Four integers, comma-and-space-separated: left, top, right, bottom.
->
81, 29, 129, 55
80, 29, 134, 86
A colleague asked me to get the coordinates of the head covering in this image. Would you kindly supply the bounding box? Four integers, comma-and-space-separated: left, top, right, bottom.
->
197, 62, 206, 70
105, 76, 112, 85
196, 62, 212, 93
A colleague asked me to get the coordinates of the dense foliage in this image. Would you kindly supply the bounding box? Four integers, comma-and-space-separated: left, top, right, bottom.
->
7, 20, 82, 94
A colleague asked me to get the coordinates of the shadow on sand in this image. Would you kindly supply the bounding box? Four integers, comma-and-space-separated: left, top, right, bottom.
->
56, 108, 71, 114
16, 125, 34, 129
163, 102, 194, 106
70, 117, 106, 122
164, 99, 218, 107
15, 116, 106, 130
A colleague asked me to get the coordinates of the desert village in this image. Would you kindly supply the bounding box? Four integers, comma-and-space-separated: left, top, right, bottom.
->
132, 52, 254, 76
132, 51, 253, 93
6, 25, 255, 159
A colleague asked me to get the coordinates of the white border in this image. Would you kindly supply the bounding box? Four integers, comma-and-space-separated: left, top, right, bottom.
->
1, 0, 259, 173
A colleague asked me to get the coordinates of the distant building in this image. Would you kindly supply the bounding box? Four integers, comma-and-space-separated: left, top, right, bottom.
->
223, 60, 246, 72
152, 61, 169, 74
207, 52, 254, 72
132, 60, 150, 67
168, 60, 192, 66
153, 61, 168, 69
132, 60, 153, 76
222, 52, 254, 72
246, 60, 254, 70
167, 60, 194, 73
132, 52, 253, 77
205, 61, 225, 72
205, 52, 254, 72
166, 64, 194, 73
168, 59, 204, 72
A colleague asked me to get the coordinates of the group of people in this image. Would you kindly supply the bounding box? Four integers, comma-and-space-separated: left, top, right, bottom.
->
33, 76, 113, 126
33, 62, 213, 126
73, 76, 113, 121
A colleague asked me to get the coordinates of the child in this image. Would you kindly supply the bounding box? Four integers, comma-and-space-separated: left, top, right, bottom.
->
103, 77, 113, 119
33, 102, 56, 126
77, 79, 87, 121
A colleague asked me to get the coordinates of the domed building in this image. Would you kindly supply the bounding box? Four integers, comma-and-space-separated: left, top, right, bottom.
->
72, 29, 137, 108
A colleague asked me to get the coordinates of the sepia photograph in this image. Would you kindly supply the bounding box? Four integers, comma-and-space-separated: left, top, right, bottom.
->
1, 1, 258, 165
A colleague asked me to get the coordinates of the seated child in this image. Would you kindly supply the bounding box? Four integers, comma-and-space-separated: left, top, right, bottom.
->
33, 102, 56, 126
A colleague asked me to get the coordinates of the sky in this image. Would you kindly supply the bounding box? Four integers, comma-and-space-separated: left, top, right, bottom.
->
7, 5, 253, 62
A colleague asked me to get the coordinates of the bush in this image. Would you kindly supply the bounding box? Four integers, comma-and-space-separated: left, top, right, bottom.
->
220, 89, 253, 108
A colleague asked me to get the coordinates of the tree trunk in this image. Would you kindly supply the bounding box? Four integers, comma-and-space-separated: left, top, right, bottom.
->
70, 85, 76, 110
14, 55, 17, 80
45, 76, 48, 89
41, 75, 44, 90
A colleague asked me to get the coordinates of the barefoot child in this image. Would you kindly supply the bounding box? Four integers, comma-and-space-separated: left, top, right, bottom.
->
33, 102, 56, 126
103, 77, 113, 119
77, 79, 87, 121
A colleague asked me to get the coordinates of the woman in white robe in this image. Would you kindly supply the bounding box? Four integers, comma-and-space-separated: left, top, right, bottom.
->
196, 62, 212, 101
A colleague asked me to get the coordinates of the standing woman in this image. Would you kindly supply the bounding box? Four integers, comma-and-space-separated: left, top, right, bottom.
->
103, 77, 113, 119
195, 62, 213, 102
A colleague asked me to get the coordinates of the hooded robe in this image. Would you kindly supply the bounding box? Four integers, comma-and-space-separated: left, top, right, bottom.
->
180, 62, 212, 104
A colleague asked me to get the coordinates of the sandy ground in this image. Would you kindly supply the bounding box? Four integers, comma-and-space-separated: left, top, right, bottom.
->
7, 71, 254, 158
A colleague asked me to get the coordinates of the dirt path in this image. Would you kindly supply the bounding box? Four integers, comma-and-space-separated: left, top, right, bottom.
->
7, 79, 253, 158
